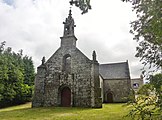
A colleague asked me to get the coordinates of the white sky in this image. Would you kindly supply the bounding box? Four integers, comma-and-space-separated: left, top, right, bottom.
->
0, 0, 143, 78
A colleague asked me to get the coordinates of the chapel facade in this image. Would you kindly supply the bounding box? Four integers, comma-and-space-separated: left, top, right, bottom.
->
32, 9, 102, 108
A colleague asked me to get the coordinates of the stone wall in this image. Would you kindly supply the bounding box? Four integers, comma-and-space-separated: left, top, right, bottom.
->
32, 65, 46, 107
32, 42, 102, 108
103, 79, 131, 103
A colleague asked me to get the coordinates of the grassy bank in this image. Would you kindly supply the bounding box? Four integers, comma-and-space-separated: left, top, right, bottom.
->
0, 103, 131, 120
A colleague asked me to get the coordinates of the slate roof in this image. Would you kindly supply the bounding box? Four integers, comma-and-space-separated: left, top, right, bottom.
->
99, 61, 130, 80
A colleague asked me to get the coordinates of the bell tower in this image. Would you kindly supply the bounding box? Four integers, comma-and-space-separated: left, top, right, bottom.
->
60, 9, 77, 48
63, 9, 76, 36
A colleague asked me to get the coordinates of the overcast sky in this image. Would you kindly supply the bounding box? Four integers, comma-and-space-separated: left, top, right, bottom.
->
0, 0, 143, 78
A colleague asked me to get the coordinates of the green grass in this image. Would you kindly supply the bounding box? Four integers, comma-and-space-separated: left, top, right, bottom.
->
0, 103, 131, 120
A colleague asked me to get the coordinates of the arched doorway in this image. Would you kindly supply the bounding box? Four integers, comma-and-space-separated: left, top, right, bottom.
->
61, 87, 71, 107
107, 92, 113, 103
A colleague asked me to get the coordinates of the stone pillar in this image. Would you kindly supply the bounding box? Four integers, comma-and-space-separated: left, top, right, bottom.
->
91, 51, 102, 108
32, 65, 46, 107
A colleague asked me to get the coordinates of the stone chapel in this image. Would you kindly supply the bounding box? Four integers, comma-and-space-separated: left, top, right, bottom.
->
32, 9, 102, 108
32, 9, 134, 108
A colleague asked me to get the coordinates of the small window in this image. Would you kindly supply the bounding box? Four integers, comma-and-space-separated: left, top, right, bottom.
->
133, 83, 139, 89
63, 54, 71, 73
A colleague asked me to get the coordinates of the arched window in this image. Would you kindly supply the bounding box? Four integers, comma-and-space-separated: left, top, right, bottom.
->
62, 54, 71, 73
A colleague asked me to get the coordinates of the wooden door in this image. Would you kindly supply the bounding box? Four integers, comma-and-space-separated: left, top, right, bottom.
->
61, 87, 71, 107
107, 92, 113, 103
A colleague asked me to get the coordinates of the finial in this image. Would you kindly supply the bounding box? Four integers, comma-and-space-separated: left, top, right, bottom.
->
41, 56, 45, 65
140, 74, 143, 80
92, 50, 97, 61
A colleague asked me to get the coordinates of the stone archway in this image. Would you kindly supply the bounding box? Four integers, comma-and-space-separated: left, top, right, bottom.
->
107, 92, 113, 103
61, 87, 71, 107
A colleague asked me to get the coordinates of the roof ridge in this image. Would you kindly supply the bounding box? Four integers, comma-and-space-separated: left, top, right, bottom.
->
100, 61, 127, 66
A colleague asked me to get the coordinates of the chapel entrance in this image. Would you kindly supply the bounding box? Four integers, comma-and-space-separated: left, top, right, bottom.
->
107, 92, 113, 103
61, 87, 71, 107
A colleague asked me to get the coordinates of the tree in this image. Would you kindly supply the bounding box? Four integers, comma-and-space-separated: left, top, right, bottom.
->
23, 55, 35, 86
0, 42, 35, 107
128, 0, 162, 75
69, 0, 91, 14
150, 74, 162, 110
126, 74, 162, 120
119, 1, 162, 119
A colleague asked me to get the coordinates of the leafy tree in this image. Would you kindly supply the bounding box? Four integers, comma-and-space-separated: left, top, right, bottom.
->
120, 0, 162, 119
127, 83, 162, 120
23, 55, 35, 86
150, 74, 162, 110
137, 84, 154, 96
0, 41, 35, 107
69, 0, 91, 14
126, 75, 162, 120
128, 0, 162, 74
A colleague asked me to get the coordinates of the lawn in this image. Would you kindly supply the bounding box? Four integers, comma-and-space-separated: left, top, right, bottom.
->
0, 103, 131, 120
